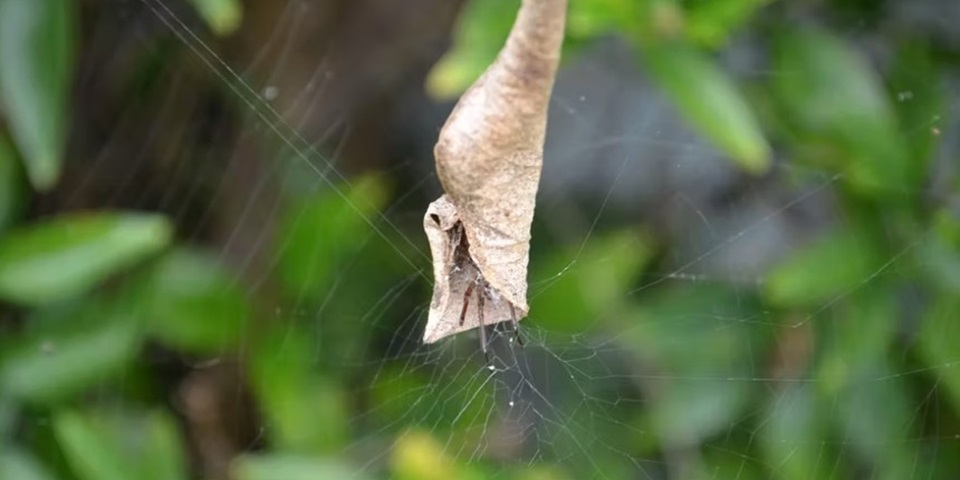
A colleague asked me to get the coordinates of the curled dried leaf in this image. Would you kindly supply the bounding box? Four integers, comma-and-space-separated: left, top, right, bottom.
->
423, 0, 567, 344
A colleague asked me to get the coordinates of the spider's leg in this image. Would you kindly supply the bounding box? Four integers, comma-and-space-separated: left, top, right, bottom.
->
459, 281, 476, 326
509, 304, 524, 347
478, 289, 488, 361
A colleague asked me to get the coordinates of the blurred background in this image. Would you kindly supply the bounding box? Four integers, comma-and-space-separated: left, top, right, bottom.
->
1, 0, 959, 479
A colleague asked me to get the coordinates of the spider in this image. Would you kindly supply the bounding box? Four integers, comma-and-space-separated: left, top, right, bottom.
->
457, 272, 525, 360
451, 221, 524, 359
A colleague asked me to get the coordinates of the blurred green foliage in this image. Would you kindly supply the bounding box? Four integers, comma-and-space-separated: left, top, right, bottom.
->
54, 408, 188, 480
0, 0, 958, 479
0, 213, 172, 306
186, 0, 243, 37
0, 0, 73, 191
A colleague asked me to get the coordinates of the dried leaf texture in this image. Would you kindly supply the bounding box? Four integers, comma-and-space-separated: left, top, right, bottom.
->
423, 0, 567, 344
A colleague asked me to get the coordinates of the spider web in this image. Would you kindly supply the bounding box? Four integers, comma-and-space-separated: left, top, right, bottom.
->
73, 1, 960, 478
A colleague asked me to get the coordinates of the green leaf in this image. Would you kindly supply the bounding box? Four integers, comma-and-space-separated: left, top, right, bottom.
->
0, 137, 25, 232
887, 42, 944, 169
0, 396, 14, 438
425, 0, 518, 98
931, 208, 960, 247
625, 286, 770, 442
53, 408, 187, 480
918, 297, 960, 418
531, 230, 653, 334
643, 42, 771, 173
0, 313, 140, 403
275, 175, 388, 302
250, 329, 350, 453
913, 211, 960, 295
0, 449, 57, 480
834, 365, 918, 480
764, 228, 883, 307
369, 362, 492, 433
56, 412, 127, 480
391, 431, 462, 480
513, 465, 574, 480
815, 287, 897, 394
648, 377, 748, 443
759, 384, 840, 480
131, 248, 248, 353
685, 0, 770, 47
567, 0, 645, 40
628, 286, 768, 371
915, 233, 960, 293
772, 28, 911, 197
811, 288, 917, 479
186, 0, 242, 37
233, 455, 371, 480
700, 448, 763, 480
0, 0, 73, 191
571, 0, 687, 43
0, 212, 172, 306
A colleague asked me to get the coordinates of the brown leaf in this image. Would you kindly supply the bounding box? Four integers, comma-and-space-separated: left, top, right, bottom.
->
423, 0, 567, 344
